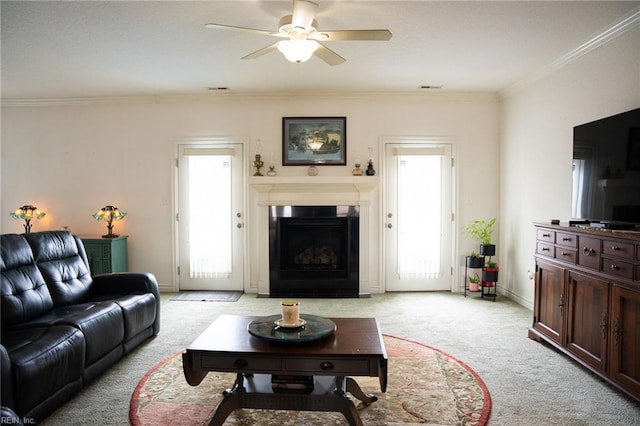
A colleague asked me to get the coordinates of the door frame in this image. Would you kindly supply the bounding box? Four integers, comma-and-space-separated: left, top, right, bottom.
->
172, 137, 248, 292
379, 136, 458, 292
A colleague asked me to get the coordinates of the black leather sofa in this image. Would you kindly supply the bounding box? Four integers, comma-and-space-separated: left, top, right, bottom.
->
1, 231, 160, 422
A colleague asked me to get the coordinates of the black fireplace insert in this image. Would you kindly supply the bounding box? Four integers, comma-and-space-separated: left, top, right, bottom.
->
269, 205, 359, 298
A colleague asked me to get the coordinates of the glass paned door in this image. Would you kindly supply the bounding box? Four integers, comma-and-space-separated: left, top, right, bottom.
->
177, 143, 244, 290
384, 143, 453, 291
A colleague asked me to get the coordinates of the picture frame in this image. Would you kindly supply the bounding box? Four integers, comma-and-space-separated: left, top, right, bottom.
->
282, 117, 347, 166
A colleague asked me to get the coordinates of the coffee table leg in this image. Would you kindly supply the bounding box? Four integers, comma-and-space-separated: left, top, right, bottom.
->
331, 377, 364, 426
345, 377, 377, 403
340, 401, 364, 426
209, 373, 245, 426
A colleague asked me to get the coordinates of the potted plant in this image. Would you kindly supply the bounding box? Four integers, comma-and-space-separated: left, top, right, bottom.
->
465, 218, 496, 256
482, 259, 499, 283
468, 273, 480, 292
466, 251, 485, 268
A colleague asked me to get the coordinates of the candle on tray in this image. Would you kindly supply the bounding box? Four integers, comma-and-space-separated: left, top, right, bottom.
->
281, 300, 300, 325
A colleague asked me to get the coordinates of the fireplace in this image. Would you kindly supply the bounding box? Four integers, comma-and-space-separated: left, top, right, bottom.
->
269, 205, 359, 298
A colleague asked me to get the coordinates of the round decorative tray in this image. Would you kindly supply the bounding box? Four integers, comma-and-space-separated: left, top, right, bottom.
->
248, 314, 336, 343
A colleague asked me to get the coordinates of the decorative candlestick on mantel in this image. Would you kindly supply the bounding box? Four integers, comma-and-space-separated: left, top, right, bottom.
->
366, 159, 376, 176
253, 154, 264, 176
267, 152, 277, 176
352, 158, 364, 176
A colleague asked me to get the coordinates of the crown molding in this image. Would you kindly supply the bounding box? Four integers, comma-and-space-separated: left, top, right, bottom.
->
501, 8, 640, 98
1, 90, 499, 108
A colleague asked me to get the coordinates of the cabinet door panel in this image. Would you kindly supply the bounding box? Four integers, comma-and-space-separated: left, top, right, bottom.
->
534, 261, 565, 345
566, 271, 608, 372
610, 285, 640, 397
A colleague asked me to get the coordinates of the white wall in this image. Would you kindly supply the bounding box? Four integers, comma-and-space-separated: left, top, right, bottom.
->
1, 93, 500, 292
500, 26, 640, 308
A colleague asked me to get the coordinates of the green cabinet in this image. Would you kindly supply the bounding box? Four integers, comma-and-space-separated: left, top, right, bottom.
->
81, 236, 128, 275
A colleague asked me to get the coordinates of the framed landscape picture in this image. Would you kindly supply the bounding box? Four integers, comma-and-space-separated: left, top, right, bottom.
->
282, 117, 347, 166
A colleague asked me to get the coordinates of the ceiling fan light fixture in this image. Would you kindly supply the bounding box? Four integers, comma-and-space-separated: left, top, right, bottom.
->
277, 40, 318, 63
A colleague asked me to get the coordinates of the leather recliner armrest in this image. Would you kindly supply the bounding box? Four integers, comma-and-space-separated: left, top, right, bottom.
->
1, 344, 15, 410
90, 272, 161, 335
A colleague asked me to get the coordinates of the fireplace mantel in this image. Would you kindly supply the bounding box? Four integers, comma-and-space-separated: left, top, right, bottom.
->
248, 176, 379, 206
248, 175, 379, 297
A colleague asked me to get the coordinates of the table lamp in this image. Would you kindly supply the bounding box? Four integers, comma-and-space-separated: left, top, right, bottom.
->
92, 205, 127, 238
10, 205, 46, 233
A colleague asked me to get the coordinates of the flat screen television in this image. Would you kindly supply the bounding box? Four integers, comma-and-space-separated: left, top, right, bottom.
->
571, 107, 640, 230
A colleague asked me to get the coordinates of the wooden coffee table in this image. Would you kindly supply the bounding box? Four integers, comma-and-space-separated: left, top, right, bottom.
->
182, 315, 387, 426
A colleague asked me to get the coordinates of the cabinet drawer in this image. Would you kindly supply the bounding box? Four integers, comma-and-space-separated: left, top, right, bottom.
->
578, 236, 601, 270
537, 229, 555, 243
602, 240, 634, 260
602, 258, 634, 280
199, 355, 283, 373
555, 248, 577, 264
285, 358, 374, 375
536, 242, 554, 257
556, 232, 577, 249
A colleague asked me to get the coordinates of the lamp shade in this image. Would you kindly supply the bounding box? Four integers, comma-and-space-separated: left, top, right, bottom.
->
93, 205, 126, 238
277, 40, 318, 63
10, 205, 45, 233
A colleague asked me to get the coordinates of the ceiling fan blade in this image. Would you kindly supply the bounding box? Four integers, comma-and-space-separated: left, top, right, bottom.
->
205, 23, 284, 38
310, 29, 392, 41
241, 43, 279, 60
291, 0, 318, 31
314, 43, 345, 66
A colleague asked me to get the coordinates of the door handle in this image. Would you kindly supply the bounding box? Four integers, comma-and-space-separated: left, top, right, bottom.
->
237, 223, 242, 229
387, 223, 393, 229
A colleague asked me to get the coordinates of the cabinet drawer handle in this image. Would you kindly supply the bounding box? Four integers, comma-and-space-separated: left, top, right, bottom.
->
562, 237, 572, 241
542, 247, 550, 252
542, 233, 551, 238
320, 361, 334, 371
610, 264, 619, 271
583, 247, 595, 256
562, 252, 570, 256
234, 359, 249, 368
611, 245, 620, 251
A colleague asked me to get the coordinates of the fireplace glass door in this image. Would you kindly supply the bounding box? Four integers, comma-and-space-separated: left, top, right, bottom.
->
269, 206, 359, 298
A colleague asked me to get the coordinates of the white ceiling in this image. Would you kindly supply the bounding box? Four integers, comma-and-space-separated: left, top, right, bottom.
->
2, 1, 639, 99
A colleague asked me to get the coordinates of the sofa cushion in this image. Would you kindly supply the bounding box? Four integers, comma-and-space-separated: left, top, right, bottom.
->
1, 234, 54, 327
24, 231, 92, 306
1, 325, 85, 417
56, 302, 124, 365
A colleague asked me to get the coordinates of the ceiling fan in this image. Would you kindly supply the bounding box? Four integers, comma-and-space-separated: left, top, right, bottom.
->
205, 0, 392, 65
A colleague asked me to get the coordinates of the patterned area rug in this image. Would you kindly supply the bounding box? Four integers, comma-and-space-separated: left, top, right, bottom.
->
169, 291, 242, 302
130, 335, 491, 425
